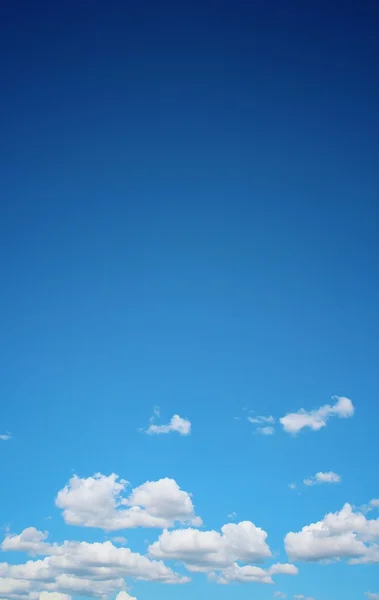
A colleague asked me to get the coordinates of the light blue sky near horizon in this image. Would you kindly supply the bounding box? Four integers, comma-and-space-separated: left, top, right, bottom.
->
1, 1, 379, 599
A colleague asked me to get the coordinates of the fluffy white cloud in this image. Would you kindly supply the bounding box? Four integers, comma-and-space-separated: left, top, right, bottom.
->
285, 502, 379, 562
55, 473, 201, 530
0, 433, 12, 441
294, 595, 314, 600
116, 592, 136, 600
366, 594, 379, 600
274, 593, 286, 598
0, 577, 32, 596
146, 414, 191, 435
0, 527, 189, 600
149, 521, 272, 569
2, 528, 52, 555
303, 472, 341, 486
280, 396, 354, 434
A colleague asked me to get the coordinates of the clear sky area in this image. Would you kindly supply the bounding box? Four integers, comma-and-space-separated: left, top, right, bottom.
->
1, 2, 378, 600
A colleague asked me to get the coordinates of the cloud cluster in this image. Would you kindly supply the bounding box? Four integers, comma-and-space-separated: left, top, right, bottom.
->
149, 521, 272, 568
55, 473, 202, 530
0, 528, 188, 600
148, 520, 298, 585
285, 501, 379, 563
280, 396, 354, 434
0, 519, 299, 598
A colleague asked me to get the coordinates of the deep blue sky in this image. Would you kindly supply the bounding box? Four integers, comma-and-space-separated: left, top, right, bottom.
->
0, 2, 378, 600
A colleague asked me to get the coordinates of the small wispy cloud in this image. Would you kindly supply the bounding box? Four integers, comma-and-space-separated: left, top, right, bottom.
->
274, 592, 286, 598
366, 593, 379, 600
0, 433, 12, 441
294, 595, 315, 600
248, 414, 275, 435
111, 536, 128, 544
280, 396, 354, 434
360, 499, 379, 514
303, 471, 341, 486
289, 483, 297, 490
257, 426, 275, 436
248, 415, 275, 425
146, 412, 191, 436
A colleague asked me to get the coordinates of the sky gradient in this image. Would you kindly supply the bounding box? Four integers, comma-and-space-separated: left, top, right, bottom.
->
1, 1, 379, 600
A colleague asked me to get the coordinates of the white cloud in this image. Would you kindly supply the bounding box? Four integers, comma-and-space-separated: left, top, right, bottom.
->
366, 594, 379, 600
0, 527, 190, 600
111, 537, 128, 544
0, 577, 32, 596
274, 593, 286, 598
280, 396, 354, 434
210, 562, 297, 585
257, 426, 275, 436
248, 415, 275, 424
148, 521, 272, 569
0, 433, 12, 441
360, 499, 379, 515
2, 527, 52, 555
116, 592, 136, 600
285, 501, 379, 562
289, 483, 297, 490
146, 414, 191, 436
55, 473, 201, 530
294, 595, 314, 600
303, 472, 341, 486
248, 416, 276, 435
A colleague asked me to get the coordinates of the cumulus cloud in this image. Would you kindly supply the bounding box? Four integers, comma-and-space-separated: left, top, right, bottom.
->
303, 472, 341, 486
148, 521, 272, 569
274, 593, 286, 598
2, 527, 52, 555
55, 473, 202, 530
0, 528, 189, 600
148, 520, 297, 584
146, 414, 191, 435
116, 592, 136, 600
0, 432, 12, 441
366, 594, 379, 600
294, 595, 314, 600
280, 396, 354, 434
285, 501, 379, 563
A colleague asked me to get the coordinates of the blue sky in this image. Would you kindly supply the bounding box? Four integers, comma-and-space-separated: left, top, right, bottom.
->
1, 1, 379, 599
